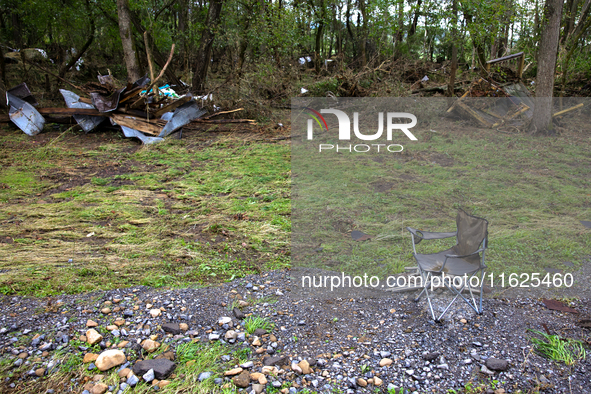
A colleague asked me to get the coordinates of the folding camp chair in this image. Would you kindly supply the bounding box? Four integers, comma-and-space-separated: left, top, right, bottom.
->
406, 209, 488, 321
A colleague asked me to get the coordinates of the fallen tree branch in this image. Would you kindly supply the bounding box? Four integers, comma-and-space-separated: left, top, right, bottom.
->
143, 43, 176, 97
192, 119, 256, 124
202, 108, 244, 119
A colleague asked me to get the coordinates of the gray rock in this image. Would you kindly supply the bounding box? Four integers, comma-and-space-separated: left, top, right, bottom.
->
480, 365, 495, 375
133, 359, 176, 380
263, 355, 289, 367
240, 361, 254, 369
233, 308, 246, 320
198, 372, 212, 381
423, 352, 440, 361
253, 328, 267, 336
127, 374, 139, 386
485, 358, 509, 371
209, 333, 220, 340
162, 323, 182, 335
143, 368, 155, 382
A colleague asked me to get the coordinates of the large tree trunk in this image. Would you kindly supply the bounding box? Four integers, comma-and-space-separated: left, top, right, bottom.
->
117, 0, 142, 83
529, 0, 563, 135
192, 0, 224, 92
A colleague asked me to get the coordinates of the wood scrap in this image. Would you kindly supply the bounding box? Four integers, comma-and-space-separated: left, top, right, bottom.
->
203, 108, 244, 119
109, 113, 162, 135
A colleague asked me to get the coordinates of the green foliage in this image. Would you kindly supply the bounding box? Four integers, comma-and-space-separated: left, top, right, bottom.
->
529, 330, 587, 366
243, 315, 275, 334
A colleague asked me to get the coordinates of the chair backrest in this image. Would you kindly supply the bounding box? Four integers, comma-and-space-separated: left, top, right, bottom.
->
455, 209, 488, 264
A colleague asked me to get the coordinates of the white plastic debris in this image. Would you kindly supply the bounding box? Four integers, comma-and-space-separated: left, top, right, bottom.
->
421, 75, 429, 82
301, 88, 309, 94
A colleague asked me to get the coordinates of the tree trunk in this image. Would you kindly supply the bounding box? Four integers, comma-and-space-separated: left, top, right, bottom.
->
178, 0, 189, 72
0, 44, 6, 108
447, 0, 458, 97
192, 0, 224, 92
359, 0, 367, 68
529, 0, 564, 135
117, 0, 142, 83
408, 0, 422, 37
314, 22, 325, 73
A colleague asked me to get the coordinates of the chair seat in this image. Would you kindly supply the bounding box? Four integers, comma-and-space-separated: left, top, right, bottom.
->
415, 248, 485, 276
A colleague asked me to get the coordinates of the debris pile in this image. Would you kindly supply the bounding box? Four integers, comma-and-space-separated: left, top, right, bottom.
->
3, 77, 254, 144
446, 51, 585, 128
446, 78, 535, 128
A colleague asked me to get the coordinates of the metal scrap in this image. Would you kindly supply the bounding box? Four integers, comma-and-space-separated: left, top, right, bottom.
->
6, 92, 45, 136
59, 89, 104, 133
542, 299, 579, 314
159, 101, 206, 137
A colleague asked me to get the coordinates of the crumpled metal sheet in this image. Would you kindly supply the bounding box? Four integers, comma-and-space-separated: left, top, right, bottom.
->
90, 87, 126, 113
7, 82, 38, 106
542, 299, 579, 314
6, 92, 45, 136
158, 100, 206, 137
132, 75, 150, 88
351, 230, 372, 241
120, 125, 163, 145
59, 89, 105, 132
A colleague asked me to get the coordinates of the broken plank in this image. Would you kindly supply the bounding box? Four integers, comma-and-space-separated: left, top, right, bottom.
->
110, 113, 162, 135
552, 103, 584, 117
456, 101, 493, 128
34, 107, 105, 116
119, 86, 144, 104
152, 95, 193, 118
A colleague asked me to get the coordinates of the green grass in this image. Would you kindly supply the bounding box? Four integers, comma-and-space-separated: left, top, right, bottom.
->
243, 315, 275, 334
529, 329, 587, 366
291, 112, 591, 285
0, 126, 290, 296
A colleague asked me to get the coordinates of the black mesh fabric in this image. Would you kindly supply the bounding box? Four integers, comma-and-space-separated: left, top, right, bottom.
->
453, 209, 488, 265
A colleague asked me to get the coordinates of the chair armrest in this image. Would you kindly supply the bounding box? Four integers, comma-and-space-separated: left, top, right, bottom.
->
444, 247, 487, 259
406, 227, 457, 240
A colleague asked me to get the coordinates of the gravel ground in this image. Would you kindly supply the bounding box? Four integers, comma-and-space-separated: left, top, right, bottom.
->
0, 269, 589, 394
